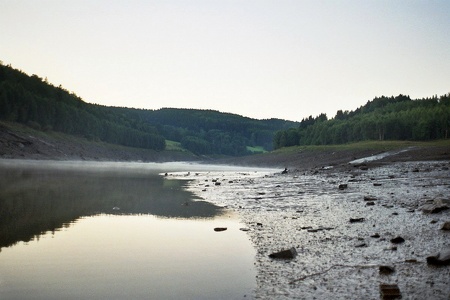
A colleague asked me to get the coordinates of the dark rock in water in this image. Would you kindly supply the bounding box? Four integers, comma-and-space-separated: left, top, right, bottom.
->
390, 236, 405, 244
349, 218, 365, 223
379, 265, 395, 275
281, 168, 288, 174
364, 196, 377, 201
426, 248, 450, 266
214, 181, 221, 186
380, 283, 401, 299
421, 199, 449, 214
239, 228, 250, 232
360, 166, 368, 170
441, 221, 450, 231
214, 227, 227, 232
371, 233, 381, 238
412, 168, 420, 172
355, 243, 367, 248
373, 183, 382, 186
338, 184, 348, 190
366, 201, 375, 206
269, 247, 297, 259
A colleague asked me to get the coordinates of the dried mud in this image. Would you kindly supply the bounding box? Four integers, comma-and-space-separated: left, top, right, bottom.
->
170, 159, 450, 299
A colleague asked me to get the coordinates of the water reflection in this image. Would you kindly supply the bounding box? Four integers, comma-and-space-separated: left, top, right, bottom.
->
0, 161, 224, 249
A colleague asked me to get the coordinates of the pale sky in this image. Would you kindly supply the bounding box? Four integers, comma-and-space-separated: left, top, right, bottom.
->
1, 1, 449, 122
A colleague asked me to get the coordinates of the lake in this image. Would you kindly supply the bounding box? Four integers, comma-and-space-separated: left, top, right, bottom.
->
0, 160, 271, 299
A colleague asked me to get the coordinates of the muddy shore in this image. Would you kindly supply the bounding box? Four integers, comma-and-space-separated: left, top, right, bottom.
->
2, 122, 450, 299
175, 152, 450, 299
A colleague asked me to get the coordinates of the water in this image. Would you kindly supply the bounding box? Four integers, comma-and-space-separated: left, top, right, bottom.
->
0, 160, 273, 300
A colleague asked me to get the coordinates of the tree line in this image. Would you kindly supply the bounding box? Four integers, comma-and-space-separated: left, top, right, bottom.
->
274, 94, 450, 149
0, 62, 297, 156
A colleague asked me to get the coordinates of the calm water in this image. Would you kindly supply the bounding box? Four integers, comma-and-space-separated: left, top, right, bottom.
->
0, 160, 264, 299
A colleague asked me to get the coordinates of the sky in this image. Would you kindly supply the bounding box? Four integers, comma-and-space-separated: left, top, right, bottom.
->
1, 0, 449, 122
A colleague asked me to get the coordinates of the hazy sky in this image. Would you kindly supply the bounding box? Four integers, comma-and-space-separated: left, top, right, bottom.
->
1, 1, 449, 121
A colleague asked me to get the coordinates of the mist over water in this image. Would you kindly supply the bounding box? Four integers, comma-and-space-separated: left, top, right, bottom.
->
0, 160, 268, 299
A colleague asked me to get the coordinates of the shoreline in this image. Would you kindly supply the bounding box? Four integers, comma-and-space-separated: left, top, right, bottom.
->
182, 157, 450, 299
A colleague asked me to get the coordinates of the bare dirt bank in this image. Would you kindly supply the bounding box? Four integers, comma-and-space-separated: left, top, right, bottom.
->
0, 122, 200, 162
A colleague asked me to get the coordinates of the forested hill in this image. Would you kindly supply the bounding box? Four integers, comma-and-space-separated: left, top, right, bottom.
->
0, 63, 298, 156
274, 94, 450, 149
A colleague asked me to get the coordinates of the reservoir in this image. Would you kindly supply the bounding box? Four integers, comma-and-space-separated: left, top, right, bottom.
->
0, 160, 265, 299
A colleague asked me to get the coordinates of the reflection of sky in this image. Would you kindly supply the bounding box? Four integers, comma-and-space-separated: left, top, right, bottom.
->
0, 215, 256, 299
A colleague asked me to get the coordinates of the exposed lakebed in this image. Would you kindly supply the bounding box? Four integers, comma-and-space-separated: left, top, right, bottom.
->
173, 159, 450, 299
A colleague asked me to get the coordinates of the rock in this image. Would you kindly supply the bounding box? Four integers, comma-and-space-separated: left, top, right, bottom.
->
370, 233, 380, 238
364, 196, 377, 201
281, 168, 288, 174
214, 227, 227, 232
441, 221, 450, 230
390, 236, 405, 244
215, 181, 221, 186
426, 248, 450, 266
373, 183, 382, 186
338, 184, 348, 190
360, 166, 368, 170
366, 201, 375, 206
239, 228, 250, 232
349, 217, 365, 223
379, 265, 395, 275
379, 283, 401, 299
355, 243, 367, 248
269, 247, 297, 259
421, 199, 450, 214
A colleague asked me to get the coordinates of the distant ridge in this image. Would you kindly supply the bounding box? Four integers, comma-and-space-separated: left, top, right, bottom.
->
0, 62, 298, 156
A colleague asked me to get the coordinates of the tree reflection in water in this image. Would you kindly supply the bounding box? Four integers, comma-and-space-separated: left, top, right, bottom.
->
0, 162, 223, 249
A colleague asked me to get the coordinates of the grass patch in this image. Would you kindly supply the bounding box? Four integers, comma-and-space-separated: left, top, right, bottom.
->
165, 140, 187, 152
274, 140, 450, 153
247, 146, 267, 154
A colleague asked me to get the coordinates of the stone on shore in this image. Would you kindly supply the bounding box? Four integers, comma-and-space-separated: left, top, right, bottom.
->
338, 184, 348, 190
269, 247, 297, 259
379, 266, 395, 275
214, 227, 227, 232
441, 221, 450, 230
390, 236, 405, 244
426, 248, 450, 266
379, 284, 401, 299
349, 217, 365, 223
421, 199, 449, 214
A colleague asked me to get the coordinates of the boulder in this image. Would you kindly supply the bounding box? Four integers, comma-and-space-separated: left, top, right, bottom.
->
441, 221, 450, 231
426, 248, 450, 266
269, 247, 298, 259
390, 236, 405, 244
421, 199, 450, 214
379, 265, 395, 275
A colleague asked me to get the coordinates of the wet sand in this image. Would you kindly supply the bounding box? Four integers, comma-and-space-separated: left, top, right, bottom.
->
173, 158, 450, 299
